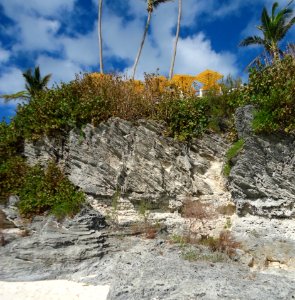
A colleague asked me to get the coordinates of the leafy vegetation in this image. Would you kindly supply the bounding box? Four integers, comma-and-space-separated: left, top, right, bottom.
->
10, 73, 214, 141
0, 157, 28, 204
1, 24, 294, 219
1, 160, 85, 218
223, 139, 245, 176
171, 230, 240, 262
243, 54, 295, 133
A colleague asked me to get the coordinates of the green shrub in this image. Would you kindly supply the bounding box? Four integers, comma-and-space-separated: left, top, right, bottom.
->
156, 97, 209, 140
11, 73, 214, 142
223, 139, 245, 176
199, 231, 240, 257
0, 156, 28, 204
0, 122, 23, 163
17, 162, 85, 218
0, 160, 85, 218
242, 55, 295, 133
204, 76, 246, 132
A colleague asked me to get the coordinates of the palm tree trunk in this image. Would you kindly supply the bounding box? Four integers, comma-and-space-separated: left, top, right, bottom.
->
98, 0, 104, 74
169, 0, 182, 80
132, 10, 152, 79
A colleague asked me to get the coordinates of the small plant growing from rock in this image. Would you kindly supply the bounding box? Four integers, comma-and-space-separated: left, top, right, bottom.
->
181, 198, 214, 241
199, 230, 240, 258
217, 203, 236, 216
223, 139, 244, 176
224, 217, 232, 229
130, 222, 160, 239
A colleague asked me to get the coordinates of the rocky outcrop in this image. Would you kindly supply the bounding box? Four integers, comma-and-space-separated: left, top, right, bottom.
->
106, 237, 295, 300
229, 106, 295, 218
1, 204, 295, 300
2, 115, 295, 299
25, 118, 233, 236
0, 198, 107, 280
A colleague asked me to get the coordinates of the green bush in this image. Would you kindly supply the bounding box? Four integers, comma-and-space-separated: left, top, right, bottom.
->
156, 97, 209, 140
0, 158, 84, 218
223, 139, 245, 176
0, 156, 28, 204
242, 55, 295, 133
17, 162, 85, 218
12, 73, 214, 141
0, 122, 23, 164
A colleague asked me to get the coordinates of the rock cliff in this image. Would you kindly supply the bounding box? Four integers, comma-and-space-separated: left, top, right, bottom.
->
1, 111, 295, 299
229, 105, 295, 218
24, 118, 233, 236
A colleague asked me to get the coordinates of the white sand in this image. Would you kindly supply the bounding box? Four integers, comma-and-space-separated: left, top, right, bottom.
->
0, 280, 110, 300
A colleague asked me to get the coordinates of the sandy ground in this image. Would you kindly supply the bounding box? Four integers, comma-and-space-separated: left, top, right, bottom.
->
0, 280, 109, 300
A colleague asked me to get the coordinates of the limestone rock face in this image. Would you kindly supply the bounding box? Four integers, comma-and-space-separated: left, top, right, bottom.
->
234, 105, 254, 139
229, 107, 295, 218
66, 119, 227, 206
25, 118, 232, 235
24, 115, 295, 221
0, 200, 107, 280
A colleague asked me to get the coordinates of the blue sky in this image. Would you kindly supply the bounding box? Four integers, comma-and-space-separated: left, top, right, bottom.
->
0, 0, 294, 121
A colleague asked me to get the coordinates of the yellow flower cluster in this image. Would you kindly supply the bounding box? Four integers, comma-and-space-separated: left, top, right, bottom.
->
170, 74, 197, 93
86, 71, 223, 96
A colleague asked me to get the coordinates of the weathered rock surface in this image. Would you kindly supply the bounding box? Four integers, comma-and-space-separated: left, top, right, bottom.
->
0, 199, 107, 280
106, 237, 295, 300
231, 215, 295, 270
2, 114, 295, 299
25, 119, 227, 204
25, 118, 233, 236
1, 205, 295, 300
229, 106, 295, 218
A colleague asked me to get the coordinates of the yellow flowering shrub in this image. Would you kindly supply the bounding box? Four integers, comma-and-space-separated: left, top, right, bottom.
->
170, 74, 197, 94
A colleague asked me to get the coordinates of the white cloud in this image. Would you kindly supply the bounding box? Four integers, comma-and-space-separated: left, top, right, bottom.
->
36, 56, 82, 85
176, 34, 238, 75
0, 48, 10, 63
13, 16, 61, 52
103, 14, 143, 60
116, 2, 238, 78
1, 0, 76, 19
0, 68, 24, 95
60, 27, 99, 66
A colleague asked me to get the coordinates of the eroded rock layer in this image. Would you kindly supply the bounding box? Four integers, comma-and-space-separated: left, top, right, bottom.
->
229, 106, 295, 218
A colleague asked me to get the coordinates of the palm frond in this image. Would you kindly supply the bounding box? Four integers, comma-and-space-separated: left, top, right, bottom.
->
0, 91, 30, 103
239, 36, 265, 47
34, 66, 41, 82
280, 16, 295, 40
41, 74, 52, 87
261, 7, 271, 30
272, 2, 279, 19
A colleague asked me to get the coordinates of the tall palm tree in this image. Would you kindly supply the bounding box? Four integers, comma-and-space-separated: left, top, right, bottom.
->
1, 66, 51, 102
98, 0, 104, 74
169, 0, 182, 80
132, 0, 172, 79
239, 1, 295, 59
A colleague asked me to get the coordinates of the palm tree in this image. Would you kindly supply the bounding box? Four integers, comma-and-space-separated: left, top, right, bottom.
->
1, 66, 51, 102
239, 1, 295, 59
22, 66, 51, 97
132, 0, 172, 79
169, 0, 182, 80
98, 0, 104, 74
